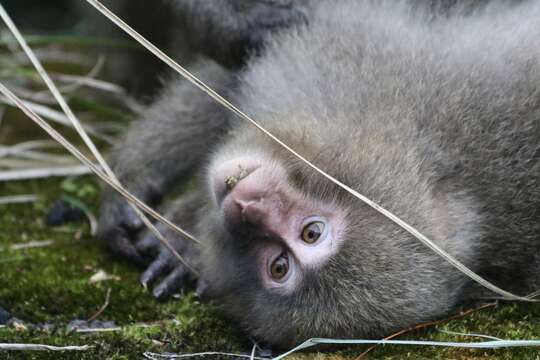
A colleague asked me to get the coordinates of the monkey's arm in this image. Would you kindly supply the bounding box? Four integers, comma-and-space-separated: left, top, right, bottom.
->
174, 0, 310, 67
98, 61, 231, 262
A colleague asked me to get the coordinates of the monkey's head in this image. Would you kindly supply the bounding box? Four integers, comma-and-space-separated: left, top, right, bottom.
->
196, 119, 472, 348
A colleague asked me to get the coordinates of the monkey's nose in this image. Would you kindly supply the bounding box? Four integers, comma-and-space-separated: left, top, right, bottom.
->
235, 198, 266, 225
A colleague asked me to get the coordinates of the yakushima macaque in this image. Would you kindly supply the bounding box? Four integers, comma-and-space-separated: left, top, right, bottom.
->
98, 0, 540, 347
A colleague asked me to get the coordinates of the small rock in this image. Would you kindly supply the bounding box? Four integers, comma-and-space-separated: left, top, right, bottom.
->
46, 199, 85, 226
0, 307, 12, 325
89, 269, 120, 284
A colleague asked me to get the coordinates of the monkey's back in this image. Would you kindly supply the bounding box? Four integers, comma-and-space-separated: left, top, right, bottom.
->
236, 0, 540, 292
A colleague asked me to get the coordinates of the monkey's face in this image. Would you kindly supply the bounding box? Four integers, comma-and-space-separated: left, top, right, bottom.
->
208, 151, 347, 290
196, 124, 460, 347
191, 127, 361, 347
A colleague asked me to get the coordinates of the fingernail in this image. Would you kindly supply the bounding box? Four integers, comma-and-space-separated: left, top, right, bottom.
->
195, 279, 209, 300
153, 286, 165, 299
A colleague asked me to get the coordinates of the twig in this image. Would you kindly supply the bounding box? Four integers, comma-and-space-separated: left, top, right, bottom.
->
0, 165, 92, 181
0, 194, 38, 205
87, 288, 111, 322
354, 302, 498, 359
0, 343, 92, 351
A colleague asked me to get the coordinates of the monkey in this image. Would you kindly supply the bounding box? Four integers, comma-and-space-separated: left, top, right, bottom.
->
97, 0, 540, 348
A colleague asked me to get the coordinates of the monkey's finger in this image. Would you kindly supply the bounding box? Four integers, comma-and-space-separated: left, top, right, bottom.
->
120, 202, 144, 231
135, 232, 160, 257
107, 232, 146, 265
140, 254, 173, 287
152, 266, 188, 300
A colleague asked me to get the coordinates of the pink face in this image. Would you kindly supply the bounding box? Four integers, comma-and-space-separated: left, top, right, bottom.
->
208, 154, 346, 294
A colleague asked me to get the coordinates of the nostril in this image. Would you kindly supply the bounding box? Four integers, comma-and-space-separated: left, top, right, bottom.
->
235, 198, 266, 225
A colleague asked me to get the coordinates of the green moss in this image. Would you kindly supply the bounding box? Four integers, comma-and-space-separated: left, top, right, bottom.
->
0, 177, 539, 359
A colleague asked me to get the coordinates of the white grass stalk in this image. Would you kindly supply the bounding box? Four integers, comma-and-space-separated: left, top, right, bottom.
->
84, 0, 536, 301
1, 240, 54, 251
0, 165, 92, 181
0, 194, 38, 205
0, 5, 199, 273
0, 343, 92, 351
143, 352, 268, 360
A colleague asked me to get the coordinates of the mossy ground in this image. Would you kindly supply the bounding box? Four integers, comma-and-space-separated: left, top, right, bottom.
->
1, 177, 540, 360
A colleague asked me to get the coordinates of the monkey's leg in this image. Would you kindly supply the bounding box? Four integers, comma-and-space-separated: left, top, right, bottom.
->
98, 60, 232, 263
175, 0, 310, 68
135, 190, 204, 299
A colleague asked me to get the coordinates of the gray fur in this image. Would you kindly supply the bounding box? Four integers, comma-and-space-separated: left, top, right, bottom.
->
99, 0, 540, 347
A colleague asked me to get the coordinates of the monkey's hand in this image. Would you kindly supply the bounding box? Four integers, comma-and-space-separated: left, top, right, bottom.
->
97, 181, 163, 265
133, 193, 202, 299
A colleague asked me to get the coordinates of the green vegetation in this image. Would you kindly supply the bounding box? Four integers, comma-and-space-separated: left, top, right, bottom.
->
1, 178, 540, 359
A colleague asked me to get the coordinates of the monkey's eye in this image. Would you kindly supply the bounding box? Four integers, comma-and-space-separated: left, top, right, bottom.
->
270, 253, 289, 280
301, 221, 325, 244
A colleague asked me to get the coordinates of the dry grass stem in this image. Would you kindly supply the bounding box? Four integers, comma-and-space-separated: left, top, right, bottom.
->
0, 194, 38, 205
0, 343, 92, 351
0, 165, 92, 181
0, 240, 54, 251
87, 288, 112, 321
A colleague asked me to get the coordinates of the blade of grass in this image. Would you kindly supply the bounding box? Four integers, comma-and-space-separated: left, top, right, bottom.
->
0, 165, 92, 181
